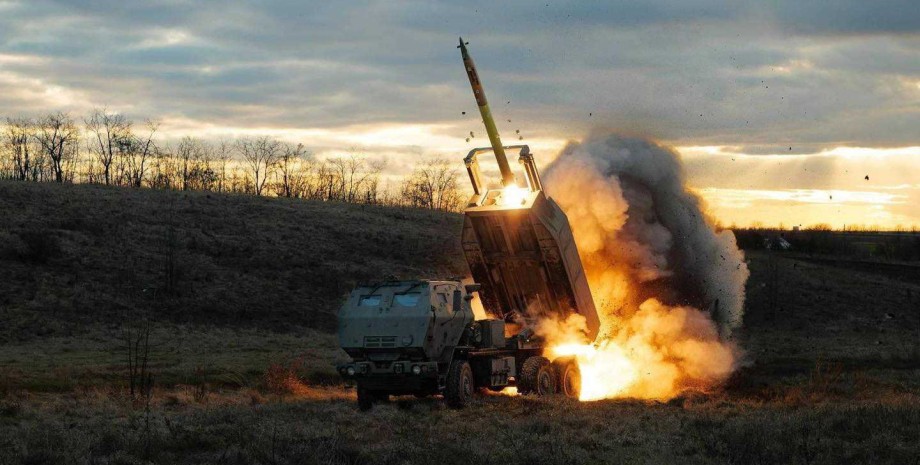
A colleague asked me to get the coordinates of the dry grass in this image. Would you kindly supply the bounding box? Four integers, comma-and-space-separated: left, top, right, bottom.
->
1, 386, 917, 465
1, 181, 919, 464
0, 179, 466, 341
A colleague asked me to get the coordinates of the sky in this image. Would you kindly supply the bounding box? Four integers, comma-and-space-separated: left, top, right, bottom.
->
0, 0, 918, 228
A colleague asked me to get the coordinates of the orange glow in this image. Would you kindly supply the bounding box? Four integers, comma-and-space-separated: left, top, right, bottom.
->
541, 144, 742, 401
496, 386, 518, 396
494, 185, 530, 207
549, 341, 638, 400
543, 300, 737, 401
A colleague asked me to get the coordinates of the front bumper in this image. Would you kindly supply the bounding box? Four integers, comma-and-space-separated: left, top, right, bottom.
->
337, 360, 439, 390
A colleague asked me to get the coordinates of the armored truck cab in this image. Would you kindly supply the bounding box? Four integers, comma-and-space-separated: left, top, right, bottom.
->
338, 281, 473, 399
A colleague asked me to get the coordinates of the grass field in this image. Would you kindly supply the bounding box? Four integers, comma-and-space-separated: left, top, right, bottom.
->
1, 180, 918, 464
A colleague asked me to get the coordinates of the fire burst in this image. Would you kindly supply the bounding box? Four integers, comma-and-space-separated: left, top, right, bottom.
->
549, 342, 638, 401
540, 134, 749, 402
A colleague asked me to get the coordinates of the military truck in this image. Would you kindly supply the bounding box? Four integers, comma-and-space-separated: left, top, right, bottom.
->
336, 39, 599, 409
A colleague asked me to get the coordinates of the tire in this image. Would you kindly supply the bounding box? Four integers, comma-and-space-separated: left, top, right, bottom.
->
518, 356, 556, 396
357, 387, 376, 411
444, 361, 474, 408
552, 358, 581, 399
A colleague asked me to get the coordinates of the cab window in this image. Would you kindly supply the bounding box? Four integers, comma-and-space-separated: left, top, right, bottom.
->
359, 295, 382, 306
393, 292, 421, 307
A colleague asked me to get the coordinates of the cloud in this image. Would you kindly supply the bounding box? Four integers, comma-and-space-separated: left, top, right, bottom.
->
0, 0, 916, 151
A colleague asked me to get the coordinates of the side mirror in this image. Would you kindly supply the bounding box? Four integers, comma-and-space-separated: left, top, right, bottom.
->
464, 283, 482, 294
453, 290, 462, 313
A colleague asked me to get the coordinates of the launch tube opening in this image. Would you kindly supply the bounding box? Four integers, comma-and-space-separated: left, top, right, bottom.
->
464, 145, 542, 208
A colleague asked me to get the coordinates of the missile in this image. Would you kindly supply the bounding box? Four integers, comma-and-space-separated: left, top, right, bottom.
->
458, 37, 515, 187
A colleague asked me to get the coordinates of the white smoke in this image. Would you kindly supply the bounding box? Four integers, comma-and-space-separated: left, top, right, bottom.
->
535, 133, 750, 399
544, 133, 749, 335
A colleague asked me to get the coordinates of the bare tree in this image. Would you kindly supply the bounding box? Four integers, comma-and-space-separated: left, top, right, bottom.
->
175, 136, 198, 191
401, 158, 464, 211
215, 137, 232, 193
330, 153, 385, 203
191, 140, 217, 191
124, 120, 159, 188
122, 317, 153, 399
310, 159, 339, 200
275, 143, 311, 198
34, 112, 79, 183
3, 117, 39, 181
85, 108, 132, 185
236, 136, 281, 196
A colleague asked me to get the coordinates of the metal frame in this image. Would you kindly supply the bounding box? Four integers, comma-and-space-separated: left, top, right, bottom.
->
464, 144, 542, 196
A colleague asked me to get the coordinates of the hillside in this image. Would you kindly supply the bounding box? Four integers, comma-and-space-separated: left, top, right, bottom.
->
1, 180, 918, 465
0, 180, 466, 342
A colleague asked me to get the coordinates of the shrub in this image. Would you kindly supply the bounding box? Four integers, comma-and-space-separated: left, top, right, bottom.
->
263, 358, 309, 396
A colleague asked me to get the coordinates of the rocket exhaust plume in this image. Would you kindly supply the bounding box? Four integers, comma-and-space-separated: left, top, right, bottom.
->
540, 132, 750, 401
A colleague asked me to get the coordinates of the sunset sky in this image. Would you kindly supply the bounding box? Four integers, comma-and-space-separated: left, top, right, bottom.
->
1, 1, 917, 228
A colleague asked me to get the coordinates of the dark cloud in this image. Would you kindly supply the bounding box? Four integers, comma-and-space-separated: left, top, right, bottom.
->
0, 0, 917, 149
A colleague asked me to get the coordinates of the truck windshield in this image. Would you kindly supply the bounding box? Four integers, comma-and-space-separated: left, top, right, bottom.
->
359, 295, 382, 306
393, 293, 421, 307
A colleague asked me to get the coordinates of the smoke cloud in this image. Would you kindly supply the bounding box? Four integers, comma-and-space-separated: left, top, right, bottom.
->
540, 132, 749, 400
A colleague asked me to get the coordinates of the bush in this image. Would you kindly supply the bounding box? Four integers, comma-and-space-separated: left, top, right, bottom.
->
263, 358, 309, 395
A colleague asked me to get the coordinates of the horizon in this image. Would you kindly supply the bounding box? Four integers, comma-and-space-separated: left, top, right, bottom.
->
1, 0, 918, 229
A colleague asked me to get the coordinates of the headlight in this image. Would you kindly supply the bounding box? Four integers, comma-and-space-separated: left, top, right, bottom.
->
412, 365, 422, 375
402, 335, 414, 346
346, 366, 356, 376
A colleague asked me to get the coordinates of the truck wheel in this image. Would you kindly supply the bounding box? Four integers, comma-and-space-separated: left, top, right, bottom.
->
357, 387, 376, 411
518, 356, 556, 396
445, 361, 473, 408
552, 358, 581, 399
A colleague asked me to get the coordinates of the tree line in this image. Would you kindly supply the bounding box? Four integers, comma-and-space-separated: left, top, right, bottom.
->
0, 109, 466, 211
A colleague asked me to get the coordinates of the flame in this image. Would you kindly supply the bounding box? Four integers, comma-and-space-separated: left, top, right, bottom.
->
538, 135, 746, 402
497, 386, 518, 396
544, 300, 737, 401
495, 185, 530, 207
549, 342, 638, 400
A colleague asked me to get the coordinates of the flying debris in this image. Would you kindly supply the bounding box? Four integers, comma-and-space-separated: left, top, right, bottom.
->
865, 175, 870, 180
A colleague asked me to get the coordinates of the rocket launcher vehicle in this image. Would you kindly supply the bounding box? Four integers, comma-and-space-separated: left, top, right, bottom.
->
458, 38, 600, 341
335, 39, 598, 409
